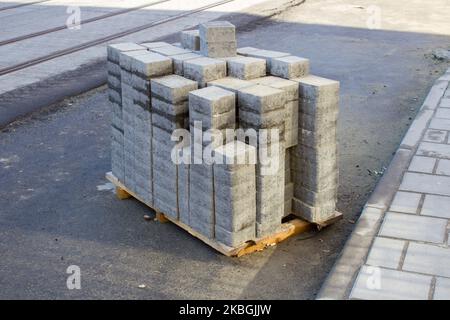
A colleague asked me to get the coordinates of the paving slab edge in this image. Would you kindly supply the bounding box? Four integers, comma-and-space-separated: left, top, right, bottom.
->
0, 0, 303, 129
316, 68, 450, 300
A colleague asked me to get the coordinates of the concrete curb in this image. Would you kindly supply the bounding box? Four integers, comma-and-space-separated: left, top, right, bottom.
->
316, 68, 450, 300
0, 0, 303, 129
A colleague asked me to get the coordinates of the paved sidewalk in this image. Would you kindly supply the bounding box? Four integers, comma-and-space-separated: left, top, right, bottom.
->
318, 67, 450, 300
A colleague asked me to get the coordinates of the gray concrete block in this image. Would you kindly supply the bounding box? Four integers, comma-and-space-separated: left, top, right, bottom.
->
292, 143, 338, 164
150, 44, 192, 56
237, 85, 286, 113
298, 127, 337, 148
183, 57, 227, 87
189, 86, 235, 115
292, 197, 336, 223
152, 97, 188, 116
178, 161, 190, 225
200, 40, 237, 58
293, 75, 339, 103
140, 41, 171, 50
120, 70, 133, 86
189, 109, 235, 131
245, 49, 290, 69
180, 30, 200, 51
256, 220, 281, 238
236, 46, 259, 56
107, 61, 122, 77
119, 49, 149, 72
298, 110, 338, 132
199, 21, 235, 42
285, 100, 299, 148
239, 108, 285, 128
171, 52, 202, 76
130, 74, 150, 92
293, 166, 338, 192
108, 89, 122, 104
250, 76, 299, 102
189, 215, 214, 238
151, 74, 198, 104
270, 55, 310, 79
107, 42, 145, 63
226, 56, 266, 80
215, 196, 255, 231
152, 112, 187, 132
130, 52, 173, 78
294, 184, 337, 207
107, 73, 121, 90
213, 140, 257, 168
215, 224, 255, 247
207, 77, 253, 95
213, 165, 254, 185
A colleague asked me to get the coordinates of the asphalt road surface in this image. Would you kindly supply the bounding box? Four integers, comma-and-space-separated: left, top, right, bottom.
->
0, 0, 449, 299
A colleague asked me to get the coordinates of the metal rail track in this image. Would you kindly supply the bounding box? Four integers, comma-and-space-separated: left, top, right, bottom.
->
0, 0, 169, 46
0, 0, 51, 12
0, 0, 235, 77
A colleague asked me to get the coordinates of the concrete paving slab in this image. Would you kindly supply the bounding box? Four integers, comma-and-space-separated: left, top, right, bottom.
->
408, 156, 436, 173
350, 265, 432, 300
421, 194, 450, 219
389, 191, 421, 214
436, 159, 450, 175
366, 237, 405, 269
403, 242, 450, 278
379, 212, 447, 244
434, 277, 450, 300
400, 171, 450, 196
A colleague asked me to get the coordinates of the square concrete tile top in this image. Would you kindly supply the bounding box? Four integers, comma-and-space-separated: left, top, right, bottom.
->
434, 277, 450, 300
408, 156, 436, 173
403, 242, 450, 278
435, 108, 450, 119
400, 172, 450, 196
417, 142, 450, 159
366, 237, 405, 269
423, 129, 447, 143
430, 118, 450, 131
436, 159, 450, 175
421, 194, 450, 218
389, 191, 421, 214
350, 265, 432, 300
379, 212, 447, 244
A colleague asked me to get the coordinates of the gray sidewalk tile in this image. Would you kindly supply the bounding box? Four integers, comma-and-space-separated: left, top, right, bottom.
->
436, 159, 450, 175
434, 277, 450, 300
408, 156, 436, 173
403, 242, 450, 278
440, 98, 450, 108
390, 191, 421, 214
430, 118, 450, 131
366, 237, 406, 269
421, 194, 450, 219
435, 108, 450, 119
350, 265, 432, 300
400, 172, 450, 196
417, 142, 450, 159
423, 129, 447, 143
379, 212, 447, 244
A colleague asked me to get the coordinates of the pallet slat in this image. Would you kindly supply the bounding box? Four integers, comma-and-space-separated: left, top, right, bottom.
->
105, 171, 342, 257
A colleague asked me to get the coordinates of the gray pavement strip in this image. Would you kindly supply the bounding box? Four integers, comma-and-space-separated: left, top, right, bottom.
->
317, 69, 450, 300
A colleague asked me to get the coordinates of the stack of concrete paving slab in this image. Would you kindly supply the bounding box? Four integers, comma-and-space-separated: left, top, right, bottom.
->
151, 74, 198, 219
107, 20, 340, 248
188, 86, 236, 238
291, 76, 339, 224
199, 21, 237, 58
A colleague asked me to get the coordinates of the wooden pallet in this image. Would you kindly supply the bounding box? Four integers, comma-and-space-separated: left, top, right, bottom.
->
106, 171, 342, 257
